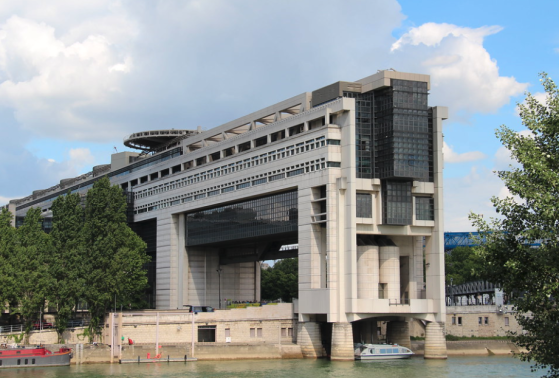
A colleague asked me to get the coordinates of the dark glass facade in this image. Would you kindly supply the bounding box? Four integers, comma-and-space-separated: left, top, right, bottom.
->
356, 193, 372, 218
130, 218, 157, 309
343, 78, 433, 225
375, 79, 430, 181
186, 191, 298, 246
382, 180, 412, 225
416, 197, 434, 221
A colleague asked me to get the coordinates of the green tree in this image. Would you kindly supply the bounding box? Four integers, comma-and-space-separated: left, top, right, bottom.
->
471, 73, 559, 377
49, 192, 85, 342
261, 258, 298, 302
0, 208, 17, 311
81, 177, 149, 338
445, 247, 483, 286
12, 207, 53, 339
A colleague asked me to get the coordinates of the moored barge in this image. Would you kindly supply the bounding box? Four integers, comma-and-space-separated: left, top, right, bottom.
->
0, 345, 72, 368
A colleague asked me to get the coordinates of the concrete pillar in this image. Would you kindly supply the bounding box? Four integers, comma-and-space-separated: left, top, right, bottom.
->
386, 321, 411, 348
297, 322, 323, 358
424, 322, 447, 359
379, 246, 400, 303
356, 245, 379, 299
330, 322, 354, 361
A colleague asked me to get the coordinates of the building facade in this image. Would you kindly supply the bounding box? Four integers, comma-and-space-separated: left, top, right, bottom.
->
9, 70, 448, 359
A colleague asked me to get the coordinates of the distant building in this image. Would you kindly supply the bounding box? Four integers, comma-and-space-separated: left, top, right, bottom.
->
10, 70, 448, 359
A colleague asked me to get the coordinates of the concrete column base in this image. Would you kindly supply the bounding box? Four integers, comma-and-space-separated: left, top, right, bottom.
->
297, 322, 323, 358
330, 322, 354, 361
386, 321, 411, 348
424, 322, 447, 359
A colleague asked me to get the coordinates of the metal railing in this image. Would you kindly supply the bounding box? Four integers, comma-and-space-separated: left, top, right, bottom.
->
0, 324, 24, 334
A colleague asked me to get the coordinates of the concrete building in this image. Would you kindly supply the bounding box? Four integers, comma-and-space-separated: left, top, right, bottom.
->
9, 70, 448, 359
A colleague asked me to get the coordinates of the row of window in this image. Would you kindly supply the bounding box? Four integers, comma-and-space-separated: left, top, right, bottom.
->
134, 159, 326, 214
451, 316, 510, 326
198, 326, 293, 342
133, 136, 335, 201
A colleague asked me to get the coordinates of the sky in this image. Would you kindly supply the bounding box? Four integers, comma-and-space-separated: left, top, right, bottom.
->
0, 0, 557, 231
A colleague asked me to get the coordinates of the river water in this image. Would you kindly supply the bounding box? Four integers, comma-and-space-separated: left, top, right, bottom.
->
1, 356, 544, 378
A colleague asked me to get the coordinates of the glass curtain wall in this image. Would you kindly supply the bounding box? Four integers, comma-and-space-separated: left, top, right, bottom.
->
186, 191, 298, 246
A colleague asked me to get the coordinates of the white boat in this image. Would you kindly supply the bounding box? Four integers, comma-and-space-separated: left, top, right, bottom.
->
354, 343, 414, 360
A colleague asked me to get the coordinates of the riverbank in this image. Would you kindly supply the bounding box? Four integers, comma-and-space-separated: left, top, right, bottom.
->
56, 339, 524, 364
412, 340, 525, 356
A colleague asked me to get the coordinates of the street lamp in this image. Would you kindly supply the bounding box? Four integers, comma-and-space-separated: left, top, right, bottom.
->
450, 278, 454, 306
216, 267, 223, 309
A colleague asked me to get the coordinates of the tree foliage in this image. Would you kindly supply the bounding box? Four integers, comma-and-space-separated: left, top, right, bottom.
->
445, 247, 483, 286
12, 208, 54, 337
261, 258, 298, 302
471, 73, 559, 378
0, 177, 149, 343
81, 177, 149, 336
0, 209, 17, 310
49, 192, 85, 342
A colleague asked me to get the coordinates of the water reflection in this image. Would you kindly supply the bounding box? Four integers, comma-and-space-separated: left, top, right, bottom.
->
0, 357, 544, 378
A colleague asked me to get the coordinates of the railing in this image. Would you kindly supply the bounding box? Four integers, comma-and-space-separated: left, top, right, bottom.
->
388, 298, 410, 305
0, 324, 24, 334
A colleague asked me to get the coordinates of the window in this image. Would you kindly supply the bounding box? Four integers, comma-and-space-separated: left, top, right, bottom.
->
327, 139, 341, 145
198, 325, 216, 342
280, 327, 293, 337
458, 317, 462, 326
225, 328, 231, 337
287, 169, 304, 177
451, 317, 456, 325
383, 180, 412, 225
505, 317, 509, 326
484, 317, 489, 325
356, 193, 372, 218
416, 197, 434, 220
250, 327, 263, 338
478, 317, 482, 325
221, 186, 235, 193
269, 173, 285, 182
236, 182, 251, 190
327, 161, 341, 168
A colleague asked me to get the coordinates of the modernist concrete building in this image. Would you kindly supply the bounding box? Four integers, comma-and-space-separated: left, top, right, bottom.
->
9, 70, 448, 359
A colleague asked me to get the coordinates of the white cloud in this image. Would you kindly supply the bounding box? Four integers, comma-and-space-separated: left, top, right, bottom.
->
0, 13, 137, 141
68, 147, 95, 167
444, 166, 504, 231
443, 141, 486, 163
390, 22, 528, 121
391, 23, 502, 51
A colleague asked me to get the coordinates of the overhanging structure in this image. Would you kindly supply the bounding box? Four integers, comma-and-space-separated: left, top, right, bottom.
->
10, 70, 448, 359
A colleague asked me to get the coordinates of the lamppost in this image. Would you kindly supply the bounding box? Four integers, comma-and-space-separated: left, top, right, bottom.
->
450, 278, 454, 306
216, 267, 223, 309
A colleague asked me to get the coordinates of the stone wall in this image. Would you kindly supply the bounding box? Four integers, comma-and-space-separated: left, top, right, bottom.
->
445, 306, 522, 337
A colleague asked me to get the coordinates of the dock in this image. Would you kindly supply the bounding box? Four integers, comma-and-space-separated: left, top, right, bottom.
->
120, 355, 198, 364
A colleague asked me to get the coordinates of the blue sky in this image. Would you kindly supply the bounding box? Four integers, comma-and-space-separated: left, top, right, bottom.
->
0, 0, 557, 231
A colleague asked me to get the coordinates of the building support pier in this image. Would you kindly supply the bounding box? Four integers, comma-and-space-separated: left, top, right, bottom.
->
297, 322, 323, 358
424, 322, 447, 359
330, 322, 354, 361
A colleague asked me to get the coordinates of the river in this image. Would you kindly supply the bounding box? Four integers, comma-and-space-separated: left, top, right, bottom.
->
1, 356, 545, 378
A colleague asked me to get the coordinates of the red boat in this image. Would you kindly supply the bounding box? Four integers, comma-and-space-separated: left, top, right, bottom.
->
0, 346, 72, 368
